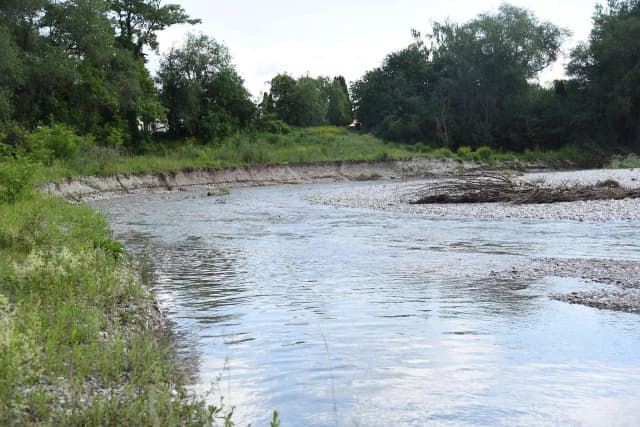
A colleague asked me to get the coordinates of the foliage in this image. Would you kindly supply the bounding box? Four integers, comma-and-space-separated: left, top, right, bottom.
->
0, 0, 195, 147
353, 5, 570, 151
263, 74, 352, 127
568, 0, 640, 152
157, 33, 255, 141
0, 159, 34, 203
0, 186, 246, 425
607, 153, 640, 169
107, 0, 200, 58
25, 124, 80, 164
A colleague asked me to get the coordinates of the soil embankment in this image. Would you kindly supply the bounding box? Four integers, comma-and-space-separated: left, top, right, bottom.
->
42, 158, 530, 201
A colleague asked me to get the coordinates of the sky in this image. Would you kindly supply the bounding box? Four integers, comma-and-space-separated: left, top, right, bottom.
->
149, 0, 601, 99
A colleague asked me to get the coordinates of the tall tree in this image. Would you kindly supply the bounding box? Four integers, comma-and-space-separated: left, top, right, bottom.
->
352, 4, 568, 149
327, 76, 352, 126
157, 33, 254, 140
107, 0, 200, 59
568, 0, 640, 151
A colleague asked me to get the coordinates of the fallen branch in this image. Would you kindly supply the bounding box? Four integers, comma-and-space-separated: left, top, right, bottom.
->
409, 174, 640, 205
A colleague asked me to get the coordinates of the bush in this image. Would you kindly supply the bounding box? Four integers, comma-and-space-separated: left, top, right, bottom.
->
93, 237, 125, 259
431, 147, 455, 158
0, 160, 34, 204
607, 153, 640, 169
457, 146, 474, 159
258, 116, 291, 135
555, 142, 607, 168
414, 142, 431, 153
475, 146, 495, 163
26, 124, 79, 165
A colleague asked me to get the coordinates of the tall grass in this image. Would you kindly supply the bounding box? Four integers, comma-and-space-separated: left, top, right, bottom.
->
32, 127, 580, 183
0, 179, 250, 425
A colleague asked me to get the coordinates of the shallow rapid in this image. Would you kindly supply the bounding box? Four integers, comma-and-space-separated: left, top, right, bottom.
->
93, 181, 640, 426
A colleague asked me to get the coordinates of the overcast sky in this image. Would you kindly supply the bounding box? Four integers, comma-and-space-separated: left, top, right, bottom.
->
149, 0, 601, 98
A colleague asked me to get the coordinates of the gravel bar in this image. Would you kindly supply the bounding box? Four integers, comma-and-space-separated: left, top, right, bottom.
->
307, 169, 640, 222
307, 169, 640, 314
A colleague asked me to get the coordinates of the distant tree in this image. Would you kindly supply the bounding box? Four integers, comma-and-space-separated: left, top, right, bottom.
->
424, 4, 569, 148
267, 74, 301, 125
327, 76, 352, 126
351, 45, 432, 142
352, 4, 568, 149
265, 74, 350, 127
0, 24, 23, 123
157, 33, 254, 140
568, 0, 640, 151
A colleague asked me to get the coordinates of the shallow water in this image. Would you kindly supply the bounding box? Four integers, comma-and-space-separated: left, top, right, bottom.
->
93, 181, 640, 426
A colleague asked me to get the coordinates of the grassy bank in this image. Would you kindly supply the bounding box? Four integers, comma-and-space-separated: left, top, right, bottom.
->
23, 126, 587, 185
0, 170, 244, 425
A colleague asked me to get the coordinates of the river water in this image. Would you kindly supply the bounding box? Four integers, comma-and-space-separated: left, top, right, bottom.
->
93, 181, 640, 426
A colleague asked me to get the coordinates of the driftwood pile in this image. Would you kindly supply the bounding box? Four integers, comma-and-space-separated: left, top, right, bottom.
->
409, 173, 640, 205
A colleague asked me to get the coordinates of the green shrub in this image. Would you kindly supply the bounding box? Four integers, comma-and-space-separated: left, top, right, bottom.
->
555, 142, 607, 168
26, 124, 79, 165
474, 146, 495, 162
414, 142, 431, 153
105, 125, 126, 148
607, 153, 640, 169
0, 159, 34, 204
94, 237, 125, 259
457, 146, 473, 159
431, 147, 455, 158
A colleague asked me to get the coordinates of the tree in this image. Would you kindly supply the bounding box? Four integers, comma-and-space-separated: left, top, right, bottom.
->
568, 0, 640, 151
0, 24, 23, 123
157, 33, 254, 140
424, 4, 569, 148
352, 4, 568, 149
107, 0, 200, 59
327, 76, 352, 126
351, 45, 433, 142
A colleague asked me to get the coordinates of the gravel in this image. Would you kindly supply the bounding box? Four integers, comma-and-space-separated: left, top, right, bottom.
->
307, 169, 640, 314
307, 169, 640, 222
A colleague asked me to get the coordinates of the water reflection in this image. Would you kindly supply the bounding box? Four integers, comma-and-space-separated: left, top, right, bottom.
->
93, 182, 640, 427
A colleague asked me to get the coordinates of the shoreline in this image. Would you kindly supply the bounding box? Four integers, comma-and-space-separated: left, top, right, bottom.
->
307, 168, 640, 222
41, 158, 549, 202
306, 168, 640, 315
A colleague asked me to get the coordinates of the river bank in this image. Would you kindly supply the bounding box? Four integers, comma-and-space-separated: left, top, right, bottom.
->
42, 157, 545, 202
0, 189, 228, 425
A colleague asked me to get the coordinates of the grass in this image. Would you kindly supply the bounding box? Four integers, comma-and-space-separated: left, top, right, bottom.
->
607, 153, 640, 169
28, 126, 582, 184
0, 181, 253, 425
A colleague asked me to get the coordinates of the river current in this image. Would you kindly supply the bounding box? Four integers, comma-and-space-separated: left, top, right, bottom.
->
93, 181, 640, 426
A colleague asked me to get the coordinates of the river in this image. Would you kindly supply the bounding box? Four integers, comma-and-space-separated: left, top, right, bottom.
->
93, 181, 640, 426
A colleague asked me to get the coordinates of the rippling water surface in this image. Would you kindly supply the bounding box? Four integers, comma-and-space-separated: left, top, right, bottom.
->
93, 182, 640, 426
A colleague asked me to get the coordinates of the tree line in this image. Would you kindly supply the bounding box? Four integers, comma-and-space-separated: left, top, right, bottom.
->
352, 1, 640, 158
1, 0, 639, 160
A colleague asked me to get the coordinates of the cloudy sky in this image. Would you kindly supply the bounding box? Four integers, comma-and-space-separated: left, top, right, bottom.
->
149, 0, 601, 98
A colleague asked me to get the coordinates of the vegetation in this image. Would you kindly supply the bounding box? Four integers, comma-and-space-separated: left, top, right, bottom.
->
157, 33, 255, 141
8, 126, 579, 185
1, 0, 640, 422
0, 171, 228, 424
261, 74, 352, 127
2, 1, 639, 168
351, 2, 640, 160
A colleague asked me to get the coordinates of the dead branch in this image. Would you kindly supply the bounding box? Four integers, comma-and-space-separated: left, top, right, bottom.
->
408, 173, 640, 205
